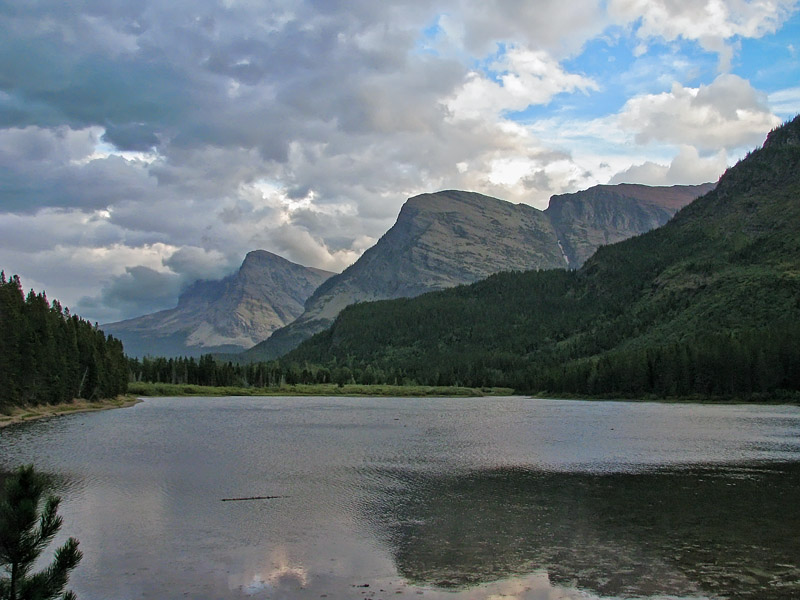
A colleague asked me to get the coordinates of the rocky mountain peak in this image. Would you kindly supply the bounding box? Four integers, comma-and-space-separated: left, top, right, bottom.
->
104, 251, 334, 357
241, 249, 278, 266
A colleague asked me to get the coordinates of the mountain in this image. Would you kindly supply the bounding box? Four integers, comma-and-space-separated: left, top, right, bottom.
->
547, 182, 714, 266
104, 250, 334, 357
241, 183, 712, 361
286, 117, 800, 398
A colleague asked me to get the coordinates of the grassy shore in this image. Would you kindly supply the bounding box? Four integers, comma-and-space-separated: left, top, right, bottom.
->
127, 381, 515, 398
0, 395, 141, 428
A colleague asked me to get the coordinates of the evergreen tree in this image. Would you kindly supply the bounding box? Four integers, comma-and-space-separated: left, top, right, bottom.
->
0, 465, 82, 600
0, 275, 128, 409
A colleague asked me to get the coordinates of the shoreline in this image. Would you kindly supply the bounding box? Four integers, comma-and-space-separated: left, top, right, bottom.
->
529, 391, 800, 406
129, 382, 799, 404
127, 381, 515, 398
0, 396, 142, 429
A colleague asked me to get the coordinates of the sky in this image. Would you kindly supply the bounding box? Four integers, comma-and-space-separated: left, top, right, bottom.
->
1, 0, 799, 324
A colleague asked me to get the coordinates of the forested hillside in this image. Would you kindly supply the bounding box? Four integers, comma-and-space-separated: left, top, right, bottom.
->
286, 117, 800, 399
0, 273, 128, 410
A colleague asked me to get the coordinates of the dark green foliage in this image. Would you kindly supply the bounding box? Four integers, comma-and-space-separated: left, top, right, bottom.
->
127, 354, 330, 388
0, 275, 128, 410
280, 116, 800, 399
128, 351, 435, 389
0, 465, 82, 600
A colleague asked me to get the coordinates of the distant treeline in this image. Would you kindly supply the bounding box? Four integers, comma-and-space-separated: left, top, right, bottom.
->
0, 272, 128, 410
127, 354, 423, 388
126, 320, 800, 400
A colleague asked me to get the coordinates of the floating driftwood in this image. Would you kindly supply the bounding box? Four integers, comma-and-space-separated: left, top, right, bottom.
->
220, 495, 288, 502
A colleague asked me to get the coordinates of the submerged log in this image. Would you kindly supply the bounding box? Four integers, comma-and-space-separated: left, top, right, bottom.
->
220, 495, 288, 502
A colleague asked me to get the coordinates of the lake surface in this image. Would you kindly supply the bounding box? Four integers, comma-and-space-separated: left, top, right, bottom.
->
1, 396, 799, 600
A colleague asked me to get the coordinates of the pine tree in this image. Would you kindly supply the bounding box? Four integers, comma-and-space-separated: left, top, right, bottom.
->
0, 465, 82, 600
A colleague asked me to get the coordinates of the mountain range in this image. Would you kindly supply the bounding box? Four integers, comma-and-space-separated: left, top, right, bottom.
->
103, 251, 333, 357
105, 182, 711, 359
241, 183, 712, 361
285, 116, 800, 397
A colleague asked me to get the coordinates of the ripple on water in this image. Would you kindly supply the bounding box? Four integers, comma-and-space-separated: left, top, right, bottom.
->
0, 396, 798, 600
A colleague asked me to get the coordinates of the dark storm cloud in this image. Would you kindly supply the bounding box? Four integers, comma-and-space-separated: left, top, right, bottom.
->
102, 123, 160, 151
80, 265, 181, 319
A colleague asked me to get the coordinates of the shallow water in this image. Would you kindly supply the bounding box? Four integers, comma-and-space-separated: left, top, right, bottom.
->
1, 396, 799, 599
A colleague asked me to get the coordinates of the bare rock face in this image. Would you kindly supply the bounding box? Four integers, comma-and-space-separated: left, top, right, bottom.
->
303, 190, 566, 322
243, 183, 713, 361
103, 250, 334, 357
545, 183, 716, 267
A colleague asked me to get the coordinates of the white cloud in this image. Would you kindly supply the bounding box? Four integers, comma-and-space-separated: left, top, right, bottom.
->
446, 47, 598, 121
267, 225, 373, 273
618, 74, 781, 151
2, 240, 178, 322
453, 0, 608, 56
609, 0, 798, 70
610, 145, 729, 185
769, 87, 800, 117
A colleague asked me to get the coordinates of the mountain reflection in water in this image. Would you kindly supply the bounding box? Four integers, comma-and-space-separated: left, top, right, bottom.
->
362, 463, 800, 599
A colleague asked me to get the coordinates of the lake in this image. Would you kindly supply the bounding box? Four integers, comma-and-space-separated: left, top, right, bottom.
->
1, 396, 799, 600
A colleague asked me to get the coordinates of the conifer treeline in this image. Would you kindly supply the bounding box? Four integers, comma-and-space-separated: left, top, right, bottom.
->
127, 354, 414, 388
526, 325, 800, 398
126, 321, 800, 399
0, 272, 128, 409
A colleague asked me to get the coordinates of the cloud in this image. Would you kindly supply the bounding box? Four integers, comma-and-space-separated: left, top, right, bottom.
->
2, 239, 178, 323
102, 123, 160, 152
446, 47, 598, 121
610, 145, 728, 185
92, 265, 181, 319
0, 208, 123, 253
0, 126, 160, 214
162, 246, 232, 283
448, 0, 608, 56
769, 86, 800, 117
609, 0, 798, 70
618, 74, 781, 152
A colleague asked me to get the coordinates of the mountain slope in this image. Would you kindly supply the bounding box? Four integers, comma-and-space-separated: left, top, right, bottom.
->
242, 191, 565, 360
104, 250, 334, 357
546, 182, 714, 266
287, 117, 800, 397
243, 184, 709, 361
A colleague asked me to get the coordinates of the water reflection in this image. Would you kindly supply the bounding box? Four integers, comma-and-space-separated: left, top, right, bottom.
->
2, 398, 800, 599
363, 463, 800, 599
228, 548, 309, 596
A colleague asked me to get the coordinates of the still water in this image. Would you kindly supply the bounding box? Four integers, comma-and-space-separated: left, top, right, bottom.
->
1, 397, 799, 600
